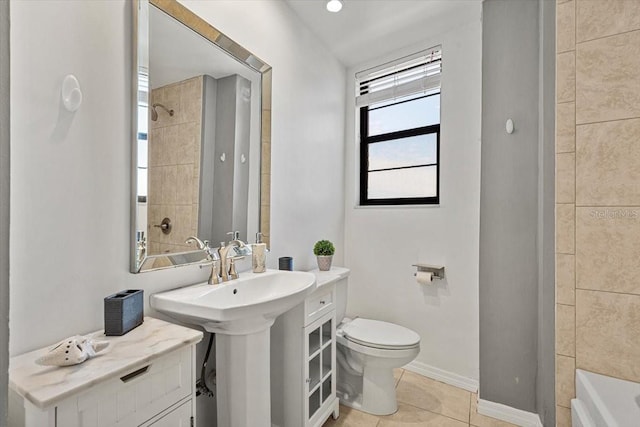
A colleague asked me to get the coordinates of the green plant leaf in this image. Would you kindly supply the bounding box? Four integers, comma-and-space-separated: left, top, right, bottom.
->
313, 239, 335, 256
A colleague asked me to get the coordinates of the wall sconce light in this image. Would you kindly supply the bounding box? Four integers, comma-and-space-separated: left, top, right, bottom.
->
326, 0, 343, 13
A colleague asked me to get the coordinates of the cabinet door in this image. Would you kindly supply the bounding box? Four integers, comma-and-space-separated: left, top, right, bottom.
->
304, 310, 335, 426
144, 401, 191, 427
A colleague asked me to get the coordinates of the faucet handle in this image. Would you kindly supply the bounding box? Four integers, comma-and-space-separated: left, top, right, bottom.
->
228, 257, 239, 280
227, 231, 240, 241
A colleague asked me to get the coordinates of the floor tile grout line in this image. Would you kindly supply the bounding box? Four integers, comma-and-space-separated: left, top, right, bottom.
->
395, 400, 472, 425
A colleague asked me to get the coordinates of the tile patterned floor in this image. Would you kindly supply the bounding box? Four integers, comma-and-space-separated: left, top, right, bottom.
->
323, 369, 518, 427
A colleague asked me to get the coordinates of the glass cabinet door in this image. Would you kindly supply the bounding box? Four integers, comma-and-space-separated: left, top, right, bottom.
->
305, 312, 336, 423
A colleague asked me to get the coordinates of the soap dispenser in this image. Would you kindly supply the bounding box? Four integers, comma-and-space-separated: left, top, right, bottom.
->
252, 232, 267, 273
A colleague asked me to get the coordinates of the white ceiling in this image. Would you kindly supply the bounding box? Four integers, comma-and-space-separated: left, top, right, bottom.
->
285, 0, 481, 68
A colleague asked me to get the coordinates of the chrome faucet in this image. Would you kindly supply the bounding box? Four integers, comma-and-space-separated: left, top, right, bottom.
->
186, 236, 221, 285
218, 233, 246, 282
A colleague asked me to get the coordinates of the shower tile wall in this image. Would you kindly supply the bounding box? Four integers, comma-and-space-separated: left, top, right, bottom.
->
148, 76, 203, 255
555, 1, 640, 425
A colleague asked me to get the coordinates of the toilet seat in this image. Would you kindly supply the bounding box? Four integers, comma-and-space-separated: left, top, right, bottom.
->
340, 318, 420, 350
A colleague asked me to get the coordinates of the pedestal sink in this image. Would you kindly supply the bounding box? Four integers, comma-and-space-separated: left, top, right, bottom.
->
150, 269, 316, 427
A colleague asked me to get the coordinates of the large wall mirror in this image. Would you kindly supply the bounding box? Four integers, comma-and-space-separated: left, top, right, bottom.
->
131, 0, 271, 273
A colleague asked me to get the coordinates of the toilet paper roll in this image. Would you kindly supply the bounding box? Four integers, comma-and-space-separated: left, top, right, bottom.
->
416, 271, 433, 285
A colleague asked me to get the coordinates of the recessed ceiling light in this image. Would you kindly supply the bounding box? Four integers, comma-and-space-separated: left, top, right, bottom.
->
326, 0, 343, 13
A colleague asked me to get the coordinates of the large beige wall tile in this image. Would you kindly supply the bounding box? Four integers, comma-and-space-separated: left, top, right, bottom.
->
147, 166, 162, 206
576, 118, 640, 205
556, 304, 576, 357
164, 123, 196, 165
179, 76, 203, 124
556, 406, 571, 427
576, 207, 640, 295
576, 31, 640, 124
556, 204, 575, 254
148, 128, 162, 166
557, 1, 575, 53
557, 52, 575, 103
176, 164, 194, 205
576, 289, 640, 382
172, 204, 193, 246
556, 355, 575, 408
556, 254, 575, 305
556, 153, 575, 203
556, 102, 575, 153
191, 203, 199, 236
577, 0, 640, 43
160, 165, 178, 205
262, 141, 271, 175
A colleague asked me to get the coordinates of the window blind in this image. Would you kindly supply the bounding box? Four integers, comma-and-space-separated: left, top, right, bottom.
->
355, 46, 442, 108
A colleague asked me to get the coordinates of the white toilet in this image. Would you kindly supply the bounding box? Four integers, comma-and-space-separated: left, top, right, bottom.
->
333, 270, 420, 416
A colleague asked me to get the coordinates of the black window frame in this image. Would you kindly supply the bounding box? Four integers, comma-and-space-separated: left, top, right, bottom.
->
359, 92, 441, 206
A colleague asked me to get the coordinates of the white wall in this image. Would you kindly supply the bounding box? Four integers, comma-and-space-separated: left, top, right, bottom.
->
9, 0, 345, 358
344, 6, 482, 382
1, 1, 10, 424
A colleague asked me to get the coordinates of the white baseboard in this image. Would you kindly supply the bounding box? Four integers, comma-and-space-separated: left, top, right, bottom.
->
477, 399, 544, 427
403, 360, 479, 393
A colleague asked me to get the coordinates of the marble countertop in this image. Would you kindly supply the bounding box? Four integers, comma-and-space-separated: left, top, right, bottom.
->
309, 266, 350, 289
9, 317, 203, 409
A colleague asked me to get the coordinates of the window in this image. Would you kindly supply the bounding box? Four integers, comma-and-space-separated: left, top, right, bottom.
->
357, 46, 441, 205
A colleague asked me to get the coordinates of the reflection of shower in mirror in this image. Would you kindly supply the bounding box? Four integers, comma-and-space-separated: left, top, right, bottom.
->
150, 103, 174, 121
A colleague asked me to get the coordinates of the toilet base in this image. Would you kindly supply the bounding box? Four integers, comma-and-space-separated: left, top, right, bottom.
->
364, 364, 398, 415
339, 365, 398, 415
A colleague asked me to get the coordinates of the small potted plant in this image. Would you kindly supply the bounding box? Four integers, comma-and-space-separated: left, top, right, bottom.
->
313, 239, 335, 271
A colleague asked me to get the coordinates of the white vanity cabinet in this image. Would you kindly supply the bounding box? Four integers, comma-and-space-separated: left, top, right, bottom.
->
271, 271, 341, 427
9, 317, 202, 427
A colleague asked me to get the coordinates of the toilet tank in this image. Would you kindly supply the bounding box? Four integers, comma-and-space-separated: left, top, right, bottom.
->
335, 276, 348, 324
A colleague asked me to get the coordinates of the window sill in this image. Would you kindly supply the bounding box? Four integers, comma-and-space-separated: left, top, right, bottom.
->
353, 203, 441, 210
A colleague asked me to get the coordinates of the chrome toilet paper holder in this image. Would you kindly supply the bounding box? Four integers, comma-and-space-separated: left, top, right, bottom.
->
412, 263, 445, 280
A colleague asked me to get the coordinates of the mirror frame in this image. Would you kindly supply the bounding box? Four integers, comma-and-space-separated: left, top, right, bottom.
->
131, 0, 272, 273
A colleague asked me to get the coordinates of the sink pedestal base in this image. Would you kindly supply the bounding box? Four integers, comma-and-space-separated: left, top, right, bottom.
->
215, 327, 271, 427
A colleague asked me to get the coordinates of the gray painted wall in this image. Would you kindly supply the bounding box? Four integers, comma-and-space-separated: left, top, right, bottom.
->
1, 1, 10, 425
211, 75, 251, 244
479, 0, 542, 413
537, 0, 556, 424
199, 75, 218, 242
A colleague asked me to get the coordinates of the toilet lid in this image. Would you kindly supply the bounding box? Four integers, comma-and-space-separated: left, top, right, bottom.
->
342, 318, 420, 350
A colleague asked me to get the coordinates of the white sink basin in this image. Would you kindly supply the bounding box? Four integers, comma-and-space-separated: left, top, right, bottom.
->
150, 269, 316, 334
